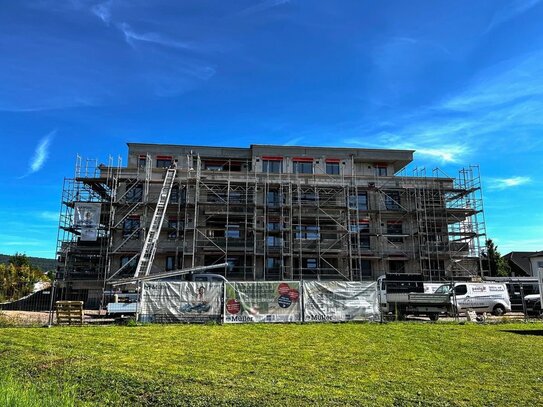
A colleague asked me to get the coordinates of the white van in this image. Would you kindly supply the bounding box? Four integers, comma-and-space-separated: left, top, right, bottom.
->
434, 282, 511, 316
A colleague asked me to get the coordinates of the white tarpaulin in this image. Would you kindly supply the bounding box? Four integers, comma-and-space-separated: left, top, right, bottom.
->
224, 281, 301, 323
80, 228, 98, 241
303, 281, 379, 322
140, 281, 223, 323
74, 202, 101, 228
74, 202, 101, 241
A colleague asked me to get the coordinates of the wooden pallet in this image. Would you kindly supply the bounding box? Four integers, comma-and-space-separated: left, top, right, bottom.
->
56, 301, 84, 325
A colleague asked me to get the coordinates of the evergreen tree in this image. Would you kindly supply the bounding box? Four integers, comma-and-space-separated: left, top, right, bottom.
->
482, 239, 511, 277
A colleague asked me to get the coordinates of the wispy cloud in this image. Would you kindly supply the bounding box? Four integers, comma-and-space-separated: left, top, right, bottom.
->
237, 0, 291, 17
92, 1, 112, 25
414, 146, 469, 163
283, 136, 304, 146
30, 133, 53, 172
20, 130, 55, 178
38, 211, 59, 222
486, 0, 542, 32
442, 52, 543, 111
493, 237, 543, 253
342, 49, 543, 165
118, 23, 193, 50
487, 176, 532, 191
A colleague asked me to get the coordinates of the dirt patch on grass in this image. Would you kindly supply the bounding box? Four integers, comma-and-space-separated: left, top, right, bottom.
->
0, 311, 51, 326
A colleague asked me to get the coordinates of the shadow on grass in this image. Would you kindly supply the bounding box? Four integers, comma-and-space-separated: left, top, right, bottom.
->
501, 329, 543, 336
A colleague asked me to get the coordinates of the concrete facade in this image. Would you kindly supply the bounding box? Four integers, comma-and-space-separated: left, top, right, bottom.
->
56, 143, 486, 307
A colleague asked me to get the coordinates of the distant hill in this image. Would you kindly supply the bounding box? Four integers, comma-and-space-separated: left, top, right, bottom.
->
0, 254, 57, 272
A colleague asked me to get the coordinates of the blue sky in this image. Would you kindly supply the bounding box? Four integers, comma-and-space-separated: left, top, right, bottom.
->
1, 0, 542, 258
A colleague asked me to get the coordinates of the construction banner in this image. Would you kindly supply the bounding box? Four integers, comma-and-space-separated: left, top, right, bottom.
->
303, 281, 379, 322
74, 202, 101, 241
74, 202, 101, 228
224, 282, 301, 323
140, 281, 223, 323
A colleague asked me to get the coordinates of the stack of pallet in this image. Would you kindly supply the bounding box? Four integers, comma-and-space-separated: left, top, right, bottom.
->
56, 301, 84, 325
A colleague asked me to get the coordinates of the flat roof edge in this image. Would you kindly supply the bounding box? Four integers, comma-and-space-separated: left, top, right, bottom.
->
126, 142, 415, 155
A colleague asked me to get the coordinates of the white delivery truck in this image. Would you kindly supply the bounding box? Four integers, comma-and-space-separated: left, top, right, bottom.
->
434, 282, 511, 316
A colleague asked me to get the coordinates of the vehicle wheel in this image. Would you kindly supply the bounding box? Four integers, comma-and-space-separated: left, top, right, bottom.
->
492, 304, 506, 316
428, 313, 439, 322
535, 303, 543, 318
396, 310, 407, 321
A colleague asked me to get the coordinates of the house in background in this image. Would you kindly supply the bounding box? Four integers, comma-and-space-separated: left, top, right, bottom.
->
502, 252, 533, 276
529, 252, 543, 277
503, 251, 543, 277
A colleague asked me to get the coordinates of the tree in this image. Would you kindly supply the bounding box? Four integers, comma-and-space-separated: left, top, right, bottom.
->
0, 254, 48, 302
8, 252, 31, 268
482, 239, 511, 277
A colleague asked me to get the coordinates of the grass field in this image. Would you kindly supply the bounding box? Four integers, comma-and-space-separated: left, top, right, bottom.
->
1, 322, 542, 406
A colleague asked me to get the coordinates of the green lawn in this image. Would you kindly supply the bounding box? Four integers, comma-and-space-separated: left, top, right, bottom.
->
0, 322, 542, 406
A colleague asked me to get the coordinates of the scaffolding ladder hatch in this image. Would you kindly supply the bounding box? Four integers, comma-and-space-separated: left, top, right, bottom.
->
133, 168, 176, 278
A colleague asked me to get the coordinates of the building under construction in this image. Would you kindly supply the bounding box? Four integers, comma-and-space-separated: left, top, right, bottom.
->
56, 143, 486, 307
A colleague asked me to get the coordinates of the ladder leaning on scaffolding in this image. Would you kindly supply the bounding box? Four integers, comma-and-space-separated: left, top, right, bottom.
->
133, 166, 177, 278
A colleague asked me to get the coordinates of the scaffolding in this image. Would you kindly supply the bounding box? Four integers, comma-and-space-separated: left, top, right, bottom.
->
56, 146, 487, 308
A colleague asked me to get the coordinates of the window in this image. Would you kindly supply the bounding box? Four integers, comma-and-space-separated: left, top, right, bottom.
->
387, 221, 403, 243
120, 256, 137, 273
225, 224, 240, 239
229, 191, 242, 203
170, 184, 179, 203
267, 258, 282, 269
226, 257, 237, 272
293, 160, 313, 174
167, 218, 182, 239
389, 260, 405, 273
267, 222, 280, 231
360, 260, 372, 277
359, 222, 370, 234
295, 225, 319, 240
267, 190, 281, 206
166, 256, 175, 271
267, 236, 283, 247
207, 191, 227, 203
156, 156, 173, 168
294, 192, 316, 204
205, 163, 224, 171
375, 164, 388, 176
138, 155, 147, 168
326, 162, 340, 175
125, 184, 143, 203
123, 217, 140, 238
435, 285, 451, 294
454, 285, 468, 296
385, 191, 401, 210
349, 192, 368, 210
262, 159, 282, 174
224, 161, 243, 172
169, 184, 186, 204
306, 258, 317, 269
350, 222, 371, 249
360, 222, 370, 249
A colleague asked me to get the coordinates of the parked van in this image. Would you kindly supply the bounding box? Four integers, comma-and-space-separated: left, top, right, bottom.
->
434, 282, 511, 316
485, 277, 539, 312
